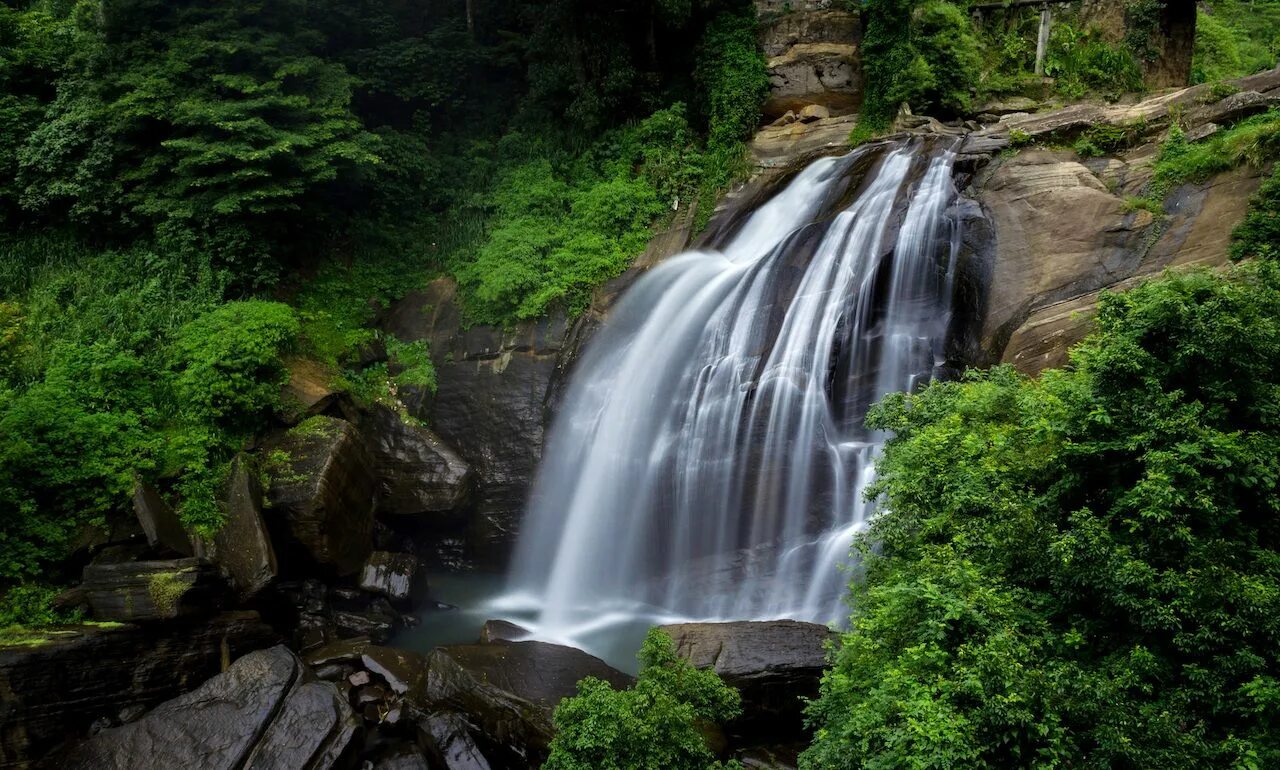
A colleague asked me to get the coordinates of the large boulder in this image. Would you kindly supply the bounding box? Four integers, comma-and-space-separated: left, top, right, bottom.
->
198, 454, 278, 600
263, 416, 375, 575
422, 641, 632, 765
362, 404, 473, 516
358, 551, 426, 604
0, 612, 276, 767
81, 558, 227, 622
57, 645, 359, 770
131, 482, 191, 557
661, 620, 835, 742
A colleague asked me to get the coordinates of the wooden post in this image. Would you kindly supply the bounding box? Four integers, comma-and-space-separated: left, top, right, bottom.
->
1035, 6, 1052, 76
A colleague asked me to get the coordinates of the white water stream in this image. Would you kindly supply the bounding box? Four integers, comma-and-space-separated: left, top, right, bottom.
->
493, 142, 964, 656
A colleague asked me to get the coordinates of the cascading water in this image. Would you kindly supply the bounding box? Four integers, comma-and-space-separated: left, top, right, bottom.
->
496, 140, 966, 656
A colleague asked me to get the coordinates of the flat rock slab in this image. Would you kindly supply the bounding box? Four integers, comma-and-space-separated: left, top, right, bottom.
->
81, 558, 226, 622
58, 645, 358, 770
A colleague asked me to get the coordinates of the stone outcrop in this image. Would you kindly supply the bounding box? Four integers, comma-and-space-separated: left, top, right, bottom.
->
381, 279, 564, 565
0, 612, 276, 767
662, 620, 835, 742
758, 6, 861, 120
421, 641, 632, 765
970, 151, 1266, 374
362, 404, 473, 517
80, 558, 227, 622
56, 645, 359, 770
358, 551, 425, 604
957, 66, 1280, 373
200, 454, 278, 600
131, 482, 191, 557
263, 416, 375, 575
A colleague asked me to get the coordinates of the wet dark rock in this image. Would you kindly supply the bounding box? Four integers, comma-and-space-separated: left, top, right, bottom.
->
263, 416, 375, 575
359, 551, 425, 604
422, 641, 632, 764
373, 745, 432, 770
307, 638, 373, 668
0, 612, 276, 766
333, 610, 395, 643
131, 482, 191, 556
362, 646, 428, 699
661, 620, 835, 743
81, 558, 226, 622
200, 454, 278, 599
362, 404, 473, 516
381, 279, 564, 567
416, 713, 494, 770
477, 619, 530, 645
57, 645, 359, 770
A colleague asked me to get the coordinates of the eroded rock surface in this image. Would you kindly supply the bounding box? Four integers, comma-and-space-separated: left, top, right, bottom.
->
0, 612, 276, 767
57, 645, 358, 770
362, 404, 473, 517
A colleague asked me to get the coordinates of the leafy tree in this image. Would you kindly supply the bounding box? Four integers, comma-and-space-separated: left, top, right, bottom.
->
545, 628, 743, 770
804, 263, 1280, 768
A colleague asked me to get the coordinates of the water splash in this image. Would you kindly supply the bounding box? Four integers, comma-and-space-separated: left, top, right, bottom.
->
497, 141, 965, 654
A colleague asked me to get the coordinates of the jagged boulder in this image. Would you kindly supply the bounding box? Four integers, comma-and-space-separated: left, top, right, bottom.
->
57, 645, 359, 770
0, 612, 276, 766
416, 712, 493, 770
661, 620, 835, 742
422, 641, 632, 765
359, 551, 425, 604
196, 454, 278, 600
362, 404, 473, 516
263, 416, 375, 575
131, 482, 191, 556
81, 558, 226, 622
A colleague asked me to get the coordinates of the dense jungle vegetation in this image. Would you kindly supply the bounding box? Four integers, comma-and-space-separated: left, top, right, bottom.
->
2, 0, 1280, 765
0, 0, 768, 603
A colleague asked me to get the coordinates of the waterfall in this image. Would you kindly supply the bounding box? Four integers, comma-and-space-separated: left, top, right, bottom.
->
498, 140, 966, 652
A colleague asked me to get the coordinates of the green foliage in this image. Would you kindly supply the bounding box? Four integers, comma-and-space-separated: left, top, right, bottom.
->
0, 584, 79, 631
695, 8, 769, 153
1044, 22, 1144, 101
804, 263, 1280, 768
1232, 165, 1280, 262
169, 301, 298, 433
1193, 1, 1280, 84
545, 628, 743, 770
859, 0, 981, 129
1150, 111, 1280, 202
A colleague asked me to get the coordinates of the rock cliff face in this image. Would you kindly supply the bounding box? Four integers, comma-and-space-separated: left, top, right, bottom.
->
964, 66, 1280, 374
756, 2, 861, 120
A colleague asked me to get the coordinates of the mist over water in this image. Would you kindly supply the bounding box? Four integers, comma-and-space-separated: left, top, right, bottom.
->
493, 141, 965, 660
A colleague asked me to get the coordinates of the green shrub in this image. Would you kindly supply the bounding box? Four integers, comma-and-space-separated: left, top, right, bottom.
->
1045, 22, 1144, 100
859, 0, 981, 128
695, 8, 769, 153
169, 301, 298, 433
1150, 111, 1280, 201
1231, 165, 1280, 261
545, 628, 743, 770
803, 263, 1280, 768
1193, 10, 1245, 84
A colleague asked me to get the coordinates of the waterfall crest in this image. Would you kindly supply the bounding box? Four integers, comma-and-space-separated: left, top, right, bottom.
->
500, 141, 966, 651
